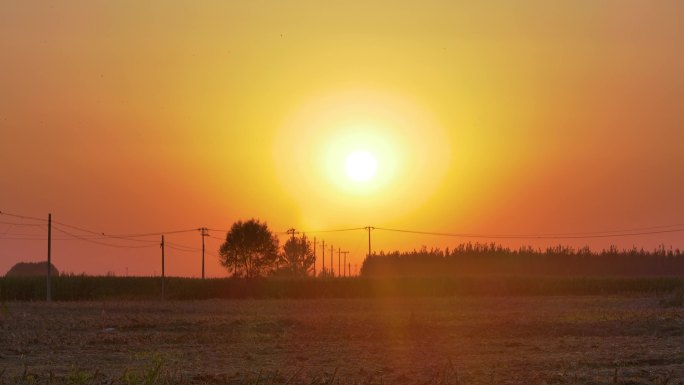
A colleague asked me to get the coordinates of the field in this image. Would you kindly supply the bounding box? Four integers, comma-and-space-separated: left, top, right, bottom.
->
2, 295, 684, 384
3, 276, 684, 301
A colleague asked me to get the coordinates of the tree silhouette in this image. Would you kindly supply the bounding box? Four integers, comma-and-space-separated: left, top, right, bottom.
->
359, 242, 684, 277
218, 219, 279, 278
276, 235, 315, 277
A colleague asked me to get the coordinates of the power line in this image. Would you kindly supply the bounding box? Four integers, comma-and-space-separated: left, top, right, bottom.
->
300, 227, 366, 234
291, 223, 684, 238
166, 244, 201, 253
0, 221, 46, 227
51, 219, 105, 235
42, 221, 159, 244
0, 226, 46, 238
455, 223, 684, 237
0, 235, 126, 241
0, 231, 46, 237
374, 226, 684, 240
0, 233, 157, 242
5, 209, 684, 248
51, 219, 196, 239
206, 228, 229, 233
166, 241, 201, 252
0, 211, 48, 222
565, 222, 684, 235
52, 226, 157, 249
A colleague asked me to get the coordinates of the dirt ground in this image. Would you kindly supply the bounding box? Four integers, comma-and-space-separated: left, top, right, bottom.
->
1, 296, 683, 384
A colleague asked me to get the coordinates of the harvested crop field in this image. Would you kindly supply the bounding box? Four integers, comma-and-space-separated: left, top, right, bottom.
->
1, 296, 683, 384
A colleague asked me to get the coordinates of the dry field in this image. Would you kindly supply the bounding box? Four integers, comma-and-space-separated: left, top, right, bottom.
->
1, 296, 683, 384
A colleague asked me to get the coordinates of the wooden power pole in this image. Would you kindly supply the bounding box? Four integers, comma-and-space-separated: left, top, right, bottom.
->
286, 228, 300, 242
285, 228, 299, 272
160, 235, 165, 301
313, 237, 317, 277
341, 251, 349, 277
47, 213, 52, 302
199, 227, 208, 279
365, 226, 374, 257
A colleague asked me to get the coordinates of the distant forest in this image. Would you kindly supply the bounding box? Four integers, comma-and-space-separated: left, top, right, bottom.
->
360, 243, 684, 277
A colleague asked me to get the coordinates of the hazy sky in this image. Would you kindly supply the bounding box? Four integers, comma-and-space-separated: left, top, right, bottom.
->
2, 1, 683, 276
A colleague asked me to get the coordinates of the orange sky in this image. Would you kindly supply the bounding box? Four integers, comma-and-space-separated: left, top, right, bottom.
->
1, 1, 683, 277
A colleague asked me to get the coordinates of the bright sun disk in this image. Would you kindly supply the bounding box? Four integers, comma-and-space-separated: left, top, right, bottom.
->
345, 151, 377, 182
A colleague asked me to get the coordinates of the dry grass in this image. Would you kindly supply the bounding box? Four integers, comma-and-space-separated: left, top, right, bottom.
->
0, 296, 683, 384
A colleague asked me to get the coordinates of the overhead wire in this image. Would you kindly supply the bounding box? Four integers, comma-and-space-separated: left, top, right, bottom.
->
49, 220, 158, 244
0, 211, 48, 222
0, 221, 46, 227
4, 209, 683, 248
101, 228, 200, 238
166, 245, 201, 253
0, 235, 127, 241
51, 219, 196, 240
52, 226, 157, 249
374, 226, 684, 240
0, 231, 47, 237
0, 219, 45, 239
299, 227, 367, 234
165, 241, 201, 252
563, 222, 684, 235
0, 213, 44, 239
206, 228, 229, 233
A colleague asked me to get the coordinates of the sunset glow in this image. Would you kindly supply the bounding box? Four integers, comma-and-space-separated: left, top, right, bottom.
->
1, 1, 683, 277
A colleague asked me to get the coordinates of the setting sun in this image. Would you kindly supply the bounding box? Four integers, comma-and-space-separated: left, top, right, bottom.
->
273, 88, 451, 227
345, 151, 377, 182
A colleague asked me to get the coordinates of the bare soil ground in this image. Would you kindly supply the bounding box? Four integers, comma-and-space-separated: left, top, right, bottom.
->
1, 296, 683, 384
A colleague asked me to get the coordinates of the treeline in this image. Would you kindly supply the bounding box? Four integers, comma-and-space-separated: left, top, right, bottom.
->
2, 275, 684, 301
360, 243, 684, 277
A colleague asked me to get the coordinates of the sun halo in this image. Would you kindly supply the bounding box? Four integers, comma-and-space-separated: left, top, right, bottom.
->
273, 88, 451, 221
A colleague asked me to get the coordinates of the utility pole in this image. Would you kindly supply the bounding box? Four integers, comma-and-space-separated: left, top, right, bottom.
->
365, 226, 374, 256
286, 228, 299, 240
341, 251, 349, 277
199, 227, 208, 279
47, 213, 52, 302
330, 244, 334, 276
285, 228, 299, 272
313, 237, 317, 277
160, 235, 165, 301
338, 248, 341, 277
301, 233, 307, 274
